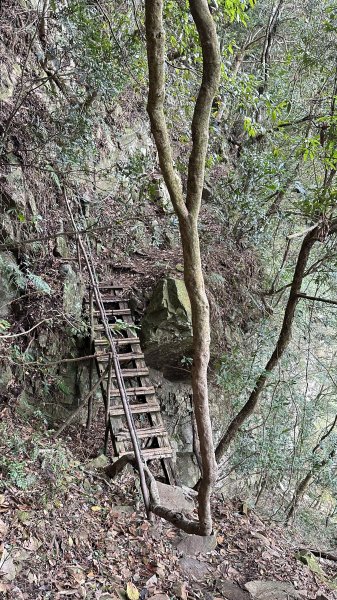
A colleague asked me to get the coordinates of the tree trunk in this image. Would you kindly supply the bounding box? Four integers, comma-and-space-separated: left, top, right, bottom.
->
145, 0, 220, 535
180, 216, 216, 533
215, 221, 337, 463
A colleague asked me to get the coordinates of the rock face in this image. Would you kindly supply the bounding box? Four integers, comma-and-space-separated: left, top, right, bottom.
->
176, 533, 217, 556
62, 265, 85, 320
156, 481, 195, 514
0, 252, 21, 318
140, 278, 193, 379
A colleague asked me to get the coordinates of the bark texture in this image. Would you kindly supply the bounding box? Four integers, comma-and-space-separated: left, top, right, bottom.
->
145, 0, 220, 535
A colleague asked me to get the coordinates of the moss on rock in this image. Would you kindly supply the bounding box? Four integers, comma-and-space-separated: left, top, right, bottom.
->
140, 278, 192, 379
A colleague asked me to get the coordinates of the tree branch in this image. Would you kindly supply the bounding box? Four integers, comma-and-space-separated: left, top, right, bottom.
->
215, 219, 337, 462
186, 0, 221, 219
145, 0, 187, 219
297, 293, 337, 307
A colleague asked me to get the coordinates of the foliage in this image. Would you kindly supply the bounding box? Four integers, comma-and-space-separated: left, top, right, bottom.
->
1, 0, 337, 539
0, 421, 75, 502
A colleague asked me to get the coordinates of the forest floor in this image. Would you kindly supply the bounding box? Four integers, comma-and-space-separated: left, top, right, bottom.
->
0, 407, 336, 600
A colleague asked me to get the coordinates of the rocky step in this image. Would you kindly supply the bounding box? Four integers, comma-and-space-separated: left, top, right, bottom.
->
110, 402, 160, 417
87, 283, 124, 293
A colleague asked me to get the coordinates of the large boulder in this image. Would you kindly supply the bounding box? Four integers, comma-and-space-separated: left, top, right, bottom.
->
140, 278, 193, 379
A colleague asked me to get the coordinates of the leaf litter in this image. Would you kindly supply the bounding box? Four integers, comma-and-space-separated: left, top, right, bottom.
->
0, 415, 336, 599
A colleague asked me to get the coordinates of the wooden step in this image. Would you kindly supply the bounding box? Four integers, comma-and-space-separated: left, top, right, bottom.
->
119, 447, 173, 460
94, 324, 135, 332
87, 284, 123, 291
115, 425, 167, 440
110, 368, 149, 378
100, 296, 129, 303
109, 386, 155, 398
97, 352, 145, 363
95, 337, 140, 346
110, 402, 160, 417
85, 296, 129, 304
93, 308, 131, 317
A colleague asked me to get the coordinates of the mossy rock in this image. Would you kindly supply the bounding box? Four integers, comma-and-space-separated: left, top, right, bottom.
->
0, 251, 22, 318
295, 550, 337, 590
140, 278, 192, 379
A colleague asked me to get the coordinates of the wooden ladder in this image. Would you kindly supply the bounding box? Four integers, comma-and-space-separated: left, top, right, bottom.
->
87, 284, 175, 485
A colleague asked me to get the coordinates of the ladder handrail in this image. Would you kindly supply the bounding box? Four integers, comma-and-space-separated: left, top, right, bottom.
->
63, 188, 151, 516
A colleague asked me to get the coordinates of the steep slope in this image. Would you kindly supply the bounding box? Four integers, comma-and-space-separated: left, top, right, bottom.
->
0, 412, 336, 600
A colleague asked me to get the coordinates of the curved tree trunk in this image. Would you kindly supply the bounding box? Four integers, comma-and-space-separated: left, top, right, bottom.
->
145, 0, 220, 535
215, 221, 337, 463
180, 216, 216, 533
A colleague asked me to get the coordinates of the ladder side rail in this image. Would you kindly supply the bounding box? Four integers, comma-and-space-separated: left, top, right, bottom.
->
63, 189, 150, 516
87, 286, 95, 429
104, 353, 113, 454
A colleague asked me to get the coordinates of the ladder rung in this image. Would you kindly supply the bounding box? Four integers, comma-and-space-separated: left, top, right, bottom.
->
101, 296, 129, 303
94, 325, 134, 332
98, 352, 145, 363
95, 337, 140, 346
116, 426, 167, 440
110, 402, 160, 416
87, 285, 123, 290
110, 368, 149, 378
93, 309, 131, 317
85, 296, 129, 304
119, 447, 173, 459
109, 386, 155, 397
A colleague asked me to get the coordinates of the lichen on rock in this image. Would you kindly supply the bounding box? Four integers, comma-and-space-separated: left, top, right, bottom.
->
140, 277, 193, 379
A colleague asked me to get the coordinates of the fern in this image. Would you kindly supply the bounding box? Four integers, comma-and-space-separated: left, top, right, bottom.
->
27, 272, 52, 295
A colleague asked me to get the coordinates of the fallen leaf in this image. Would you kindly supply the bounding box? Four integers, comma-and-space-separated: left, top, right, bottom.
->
23, 536, 41, 551
146, 574, 157, 588
126, 581, 139, 600
172, 581, 188, 599
0, 548, 16, 580
69, 567, 86, 585
17, 510, 31, 525
91, 505, 102, 512
28, 571, 37, 584
0, 518, 8, 540
0, 494, 10, 513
